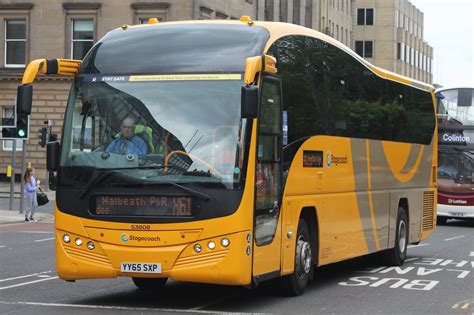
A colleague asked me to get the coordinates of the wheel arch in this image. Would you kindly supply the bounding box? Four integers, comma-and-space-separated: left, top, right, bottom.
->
299, 206, 319, 266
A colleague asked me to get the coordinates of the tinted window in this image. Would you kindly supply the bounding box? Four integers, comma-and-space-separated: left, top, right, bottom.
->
355, 41, 363, 57
81, 24, 270, 74
357, 9, 365, 25
268, 35, 435, 163
366, 9, 374, 25
364, 41, 373, 58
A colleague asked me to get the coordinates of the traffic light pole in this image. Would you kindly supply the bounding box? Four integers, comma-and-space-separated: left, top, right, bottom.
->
9, 141, 16, 211
19, 140, 27, 214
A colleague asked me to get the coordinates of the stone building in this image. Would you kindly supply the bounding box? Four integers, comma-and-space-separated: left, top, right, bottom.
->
354, 0, 433, 83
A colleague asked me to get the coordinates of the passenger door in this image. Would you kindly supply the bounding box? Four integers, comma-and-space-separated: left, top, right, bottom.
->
252, 76, 283, 278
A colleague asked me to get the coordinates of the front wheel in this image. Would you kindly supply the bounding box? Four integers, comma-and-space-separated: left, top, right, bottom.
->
281, 219, 312, 296
132, 277, 167, 291
437, 216, 448, 225
382, 207, 408, 266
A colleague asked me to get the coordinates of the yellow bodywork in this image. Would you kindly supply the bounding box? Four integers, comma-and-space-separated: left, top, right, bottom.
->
22, 18, 436, 286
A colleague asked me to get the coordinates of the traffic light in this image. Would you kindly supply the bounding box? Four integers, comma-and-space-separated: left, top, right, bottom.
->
15, 113, 29, 139
39, 126, 47, 147
15, 85, 32, 139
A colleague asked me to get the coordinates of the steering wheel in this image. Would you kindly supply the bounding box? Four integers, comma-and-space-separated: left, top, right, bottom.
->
164, 150, 223, 178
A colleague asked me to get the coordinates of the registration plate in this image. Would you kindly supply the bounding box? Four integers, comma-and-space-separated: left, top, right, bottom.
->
121, 262, 162, 274
449, 212, 466, 217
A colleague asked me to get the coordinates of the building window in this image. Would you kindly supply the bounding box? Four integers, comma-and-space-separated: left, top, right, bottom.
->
131, 2, 169, 24
4, 19, 26, 67
2, 107, 23, 151
357, 8, 374, 25
397, 43, 401, 60
216, 12, 229, 19
200, 6, 213, 19
71, 20, 93, 60
355, 41, 373, 58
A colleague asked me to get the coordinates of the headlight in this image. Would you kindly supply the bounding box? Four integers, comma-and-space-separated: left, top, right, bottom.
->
75, 238, 83, 246
221, 238, 230, 247
63, 234, 71, 243
87, 241, 95, 250
207, 241, 216, 250
194, 244, 202, 253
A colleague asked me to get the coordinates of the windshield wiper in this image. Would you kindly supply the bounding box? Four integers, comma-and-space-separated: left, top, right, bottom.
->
169, 182, 211, 201
135, 181, 211, 201
78, 166, 167, 199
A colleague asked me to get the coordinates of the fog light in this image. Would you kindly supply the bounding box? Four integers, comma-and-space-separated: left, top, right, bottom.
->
194, 244, 202, 253
221, 238, 230, 247
75, 238, 83, 246
87, 241, 95, 250
63, 234, 71, 243
207, 241, 216, 250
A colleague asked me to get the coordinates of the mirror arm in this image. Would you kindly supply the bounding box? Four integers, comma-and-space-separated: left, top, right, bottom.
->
21, 58, 82, 85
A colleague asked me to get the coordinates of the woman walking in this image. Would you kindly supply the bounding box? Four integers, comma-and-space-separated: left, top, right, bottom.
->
24, 167, 40, 222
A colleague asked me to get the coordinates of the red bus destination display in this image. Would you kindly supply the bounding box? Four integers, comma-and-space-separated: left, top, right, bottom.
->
94, 196, 193, 217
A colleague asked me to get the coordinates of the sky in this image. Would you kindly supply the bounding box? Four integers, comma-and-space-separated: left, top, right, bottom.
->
410, 0, 474, 88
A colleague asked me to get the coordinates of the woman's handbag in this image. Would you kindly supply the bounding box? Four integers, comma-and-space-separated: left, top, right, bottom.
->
36, 187, 49, 206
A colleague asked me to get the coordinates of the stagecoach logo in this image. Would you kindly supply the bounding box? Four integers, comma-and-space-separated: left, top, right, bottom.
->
448, 198, 467, 205
121, 233, 130, 242
326, 151, 332, 168
326, 151, 348, 168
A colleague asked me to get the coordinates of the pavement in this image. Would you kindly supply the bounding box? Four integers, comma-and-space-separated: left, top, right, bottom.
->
0, 181, 55, 224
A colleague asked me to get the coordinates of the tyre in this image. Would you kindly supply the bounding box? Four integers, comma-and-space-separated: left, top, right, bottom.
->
281, 219, 313, 296
132, 277, 167, 291
382, 207, 408, 266
437, 216, 448, 225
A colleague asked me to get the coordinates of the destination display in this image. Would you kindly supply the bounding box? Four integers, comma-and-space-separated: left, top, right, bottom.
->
303, 150, 323, 168
439, 132, 473, 145
93, 195, 193, 217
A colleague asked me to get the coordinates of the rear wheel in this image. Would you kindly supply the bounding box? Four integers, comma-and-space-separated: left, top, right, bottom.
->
132, 277, 167, 291
382, 207, 408, 266
281, 219, 312, 296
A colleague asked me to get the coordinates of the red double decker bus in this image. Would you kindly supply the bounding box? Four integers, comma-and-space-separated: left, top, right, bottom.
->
436, 87, 474, 223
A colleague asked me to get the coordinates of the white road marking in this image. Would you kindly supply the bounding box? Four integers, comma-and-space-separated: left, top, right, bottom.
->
0, 276, 59, 290
470, 251, 474, 257
408, 243, 430, 248
18, 231, 54, 234
34, 237, 55, 243
0, 245, 6, 248
0, 301, 253, 314
444, 235, 465, 241
404, 257, 420, 262
0, 271, 53, 283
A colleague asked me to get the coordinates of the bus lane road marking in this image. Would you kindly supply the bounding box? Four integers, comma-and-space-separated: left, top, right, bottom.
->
0, 301, 258, 314
339, 257, 473, 291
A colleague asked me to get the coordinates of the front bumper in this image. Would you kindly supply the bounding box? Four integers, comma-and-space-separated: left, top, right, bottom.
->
56, 229, 252, 285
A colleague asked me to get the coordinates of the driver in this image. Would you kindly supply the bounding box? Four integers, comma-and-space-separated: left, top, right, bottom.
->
106, 118, 147, 157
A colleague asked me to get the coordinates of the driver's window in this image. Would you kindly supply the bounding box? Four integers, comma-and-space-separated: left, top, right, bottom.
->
255, 76, 282, 246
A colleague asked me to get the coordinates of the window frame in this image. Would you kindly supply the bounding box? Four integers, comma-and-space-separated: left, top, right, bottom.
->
131, 2, 169, 24
3, 18, 28, 68
357, 8, 374, 26
2, 107, 23, 151
355, 40, 374, 58
70, 19, 94, 60
63, 3, 100, 60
